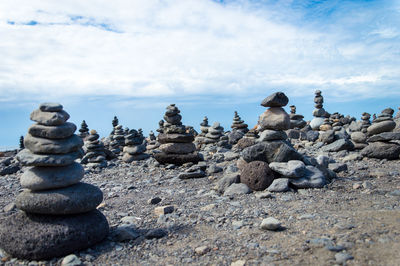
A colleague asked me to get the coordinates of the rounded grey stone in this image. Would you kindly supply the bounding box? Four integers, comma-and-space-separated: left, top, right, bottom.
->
24, 133, 83, 154
30, 109, 70, 126
20, 162, 84, 190
0, 210, 109, 260
16, 182, 103, 215
39, 102, 63, 112
367, 120, 396, 136
16, 149, 81, 166
260, 92, 289, 107
28, 122, 77, 139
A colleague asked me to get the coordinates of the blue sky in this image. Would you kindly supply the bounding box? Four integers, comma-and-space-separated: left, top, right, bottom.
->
0, 0, 399, 149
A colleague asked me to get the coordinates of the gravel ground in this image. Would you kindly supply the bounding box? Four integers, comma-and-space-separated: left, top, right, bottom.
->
1, 146, 400, 265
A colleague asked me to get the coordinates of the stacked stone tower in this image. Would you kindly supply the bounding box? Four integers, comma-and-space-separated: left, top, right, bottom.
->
79, 120, 89, 139
81, 129, 107, 168
289, 105, 306, 129
310, 90, 330, 130
231, 111, 248, 133
1, 103, 108, 260
122, 129, 149, 162
154, 104, 201, 165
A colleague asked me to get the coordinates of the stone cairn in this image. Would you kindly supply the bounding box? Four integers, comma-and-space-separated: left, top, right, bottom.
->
110, 116, 119, 135
1, 103, 109, 260
79, 120, 89, 139
205, 122, 225, 144
231, 111, 248, 133
19, 136, 24, 149
236, 92, 332, 193
81, 129, 108, 168
122, 129, 149, 162
350, 113, 370, 149
146, 130, 160, 153
154, 104, 201, 165
361, 108, 400, 160
199, 116, 210, 136
310, 90, 330, 130
110, 124, 125, 155
289, 105, 306, 129
361, 112, 371, 133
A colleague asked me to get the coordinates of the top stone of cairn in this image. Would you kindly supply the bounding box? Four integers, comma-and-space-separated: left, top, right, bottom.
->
31, 103, 70, 126
39, 103, 63, 112
261, 92, 289, 107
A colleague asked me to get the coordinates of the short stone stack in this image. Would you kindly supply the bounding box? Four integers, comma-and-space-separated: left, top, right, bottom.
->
205, 122, 224, 143
289, 105, 306, 129
231, 111, 248, 133
146, 130, 160, 153
78, 120, 89, 139
122, 129, 149, 162
110, 116, 119, 136
361, 112, 371, 133
154, 104, 201, 165
199, 116, 210, 136
110, 124, 125, 155
19, 136, 24, 149
1, 103, 109, 260
310, 90, 330, 130
81, 129, 107, 168
361, 108, 400, 159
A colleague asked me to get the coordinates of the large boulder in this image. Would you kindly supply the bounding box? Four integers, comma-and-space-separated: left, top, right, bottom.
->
361, 142, 400, 160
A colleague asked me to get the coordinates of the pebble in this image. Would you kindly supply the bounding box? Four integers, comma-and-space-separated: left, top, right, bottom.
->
194, 246, 210, 255
154, 205, 174, 215
61, 254, 81, 266
148, 197, 162, 205
335, 252, 354, 264
260, 217, 281, 231
145, 229, 167, 239
231, 260, 246, 266
255, 191, 273, 199
232, 220, 244, 230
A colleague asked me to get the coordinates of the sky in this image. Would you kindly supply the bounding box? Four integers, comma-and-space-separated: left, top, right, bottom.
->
0, 0, 400, 150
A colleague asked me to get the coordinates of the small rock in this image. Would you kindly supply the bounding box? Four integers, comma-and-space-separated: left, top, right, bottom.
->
353, 183, 362, 190
3, 202, 16, 212
154, 206, 174, 216
113, 225, 140, 242
194, 246, 210, 255
362, 181, 372, 189
255, 191, 273, 199
145, 228, 167, 239
61, 254, 81, 266
260, 217, 281, 231
223, 183, 252, 197
335, 252, 354, 264
389, 189, 400, 196
231, 260, 246, 266
232, 220, 244, 229
147, 197, 162, 205
267, 178, 290, 192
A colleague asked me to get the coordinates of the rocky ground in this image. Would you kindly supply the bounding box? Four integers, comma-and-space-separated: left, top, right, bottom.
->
1, 145, 400, 266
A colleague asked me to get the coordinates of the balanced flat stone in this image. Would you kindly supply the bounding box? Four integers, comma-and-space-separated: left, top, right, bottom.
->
367, 120, 396, 136
157, 133, 194, 143
20, 162, 84, 190
260, 92, 289, 107
30, 109, 70, 126
16, 182, 103, 215
368, 132, 400, 142
16, 149, 81, 166
258, 107, 290, 131
39, 102, 63, 112
159, 143, 196, 154
257, 130, 287, 141
154, 152, 201, 165
0, 210, 108, 260
123, 145, 146, 155
24, 133, 83, 154
28, 122, 77, 139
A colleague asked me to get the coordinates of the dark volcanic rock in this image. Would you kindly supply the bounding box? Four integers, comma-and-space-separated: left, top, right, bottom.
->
241, 141, 302, 163
16, 182, 103, 215
368, 132, 400, 142
321, 139, 354, 152
361, 142, 400, 160
16, 149, 81, 166
260, 92, 289, 107
154, 152, 201, 165
24, 134, 83, 154
240, 161, 277, 191
157, 133, 194, 144
0, 210, 109, 260
28, 122, 77, 139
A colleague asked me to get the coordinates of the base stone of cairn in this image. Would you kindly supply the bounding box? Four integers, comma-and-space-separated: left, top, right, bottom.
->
239, 92, 332, 191
361, 108, 400, 159
310, 90, 330, 130
81, 130, 108, 168
1, 103, 109, 260
154, 104, 201, 165
122, 129, 150, 162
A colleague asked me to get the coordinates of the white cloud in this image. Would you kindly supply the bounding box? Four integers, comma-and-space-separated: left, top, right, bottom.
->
0, 0, 399, 103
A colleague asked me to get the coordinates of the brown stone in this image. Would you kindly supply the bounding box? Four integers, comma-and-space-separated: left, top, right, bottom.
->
240, 161, 277, 191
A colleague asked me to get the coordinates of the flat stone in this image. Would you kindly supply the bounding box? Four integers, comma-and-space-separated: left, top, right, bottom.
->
289, 165, 327, 189
178, 170, 206, 179
258, 107, 290, 131
368, 132, 400, 142
269, 160, 305, 178
367, 120, 396, 136
16, 182, 103, 215
28, 122, 77, 139
113, 225, 140, 242
223, 183, 252, 196
260, 92, 289, 107
154, 205, 174, 215
30, 109, 70, 126
258, 130, 287, 141
123, 144, 146, 155
361, 142, 400, 160
121, 153, 150, 163
260, 217, 281, 231
20, 162, 84, 190
159, 143, 196, 154
321, 139, 354, 152
240, 161, 277, 191
241, 141, 302, 163
0, 210, 108, 260
39, 102, 63, 112
24, 134, 83, 154
335, 253, 354, 264
145, 228, 167, 239
61, 254, 81, 266
158, 133, 194, 143
16, 149, 81, 166
216, 173, 240, 194
195, 246, 210, 255
267, 178, 290, 192
328, 163, 348, 173
154, 152, 201, 165
164, 114, 182, 124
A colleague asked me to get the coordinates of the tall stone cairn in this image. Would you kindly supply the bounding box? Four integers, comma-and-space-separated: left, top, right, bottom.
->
361, 112, 371, 133
154, 104, 201, 165
110, 124, 125, 154
310, 90, 330, 130
19, 136, 24, 149
78, 120, 89, 139
81, 129, 108, 168
231, 111, 248, 133
199, 116, 210, 136
1, 103, 109, 260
